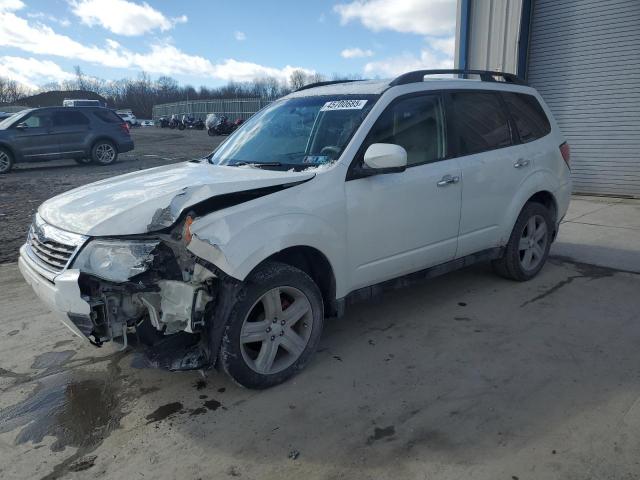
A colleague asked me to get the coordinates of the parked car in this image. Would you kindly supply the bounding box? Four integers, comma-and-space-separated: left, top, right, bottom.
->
63, 99, 103, 107
116, 110, 138, 127
18, 70, 571, 389
140, 119, 154, 127
0, 106, 134, 173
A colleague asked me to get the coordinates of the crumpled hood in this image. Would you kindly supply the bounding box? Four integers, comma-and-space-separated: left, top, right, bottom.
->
39, 161, 315, 236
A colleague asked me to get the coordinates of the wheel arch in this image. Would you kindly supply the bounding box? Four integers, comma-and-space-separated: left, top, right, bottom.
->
249, 246, 338, 317
0, 142, 17, 159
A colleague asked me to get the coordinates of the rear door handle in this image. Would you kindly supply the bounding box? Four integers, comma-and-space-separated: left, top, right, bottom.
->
514, 159, 530, 168
437, 174, 460, 187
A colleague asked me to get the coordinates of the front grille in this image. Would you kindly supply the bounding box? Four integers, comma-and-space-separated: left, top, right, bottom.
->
25, 215, 87, 276
27, 228, 76, 272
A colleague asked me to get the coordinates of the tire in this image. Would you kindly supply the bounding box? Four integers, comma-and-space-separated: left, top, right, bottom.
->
91, 140, 118, 165
0, 147, 14, 174
74, 157, 92, 165
207, 128, 215, 136
218, 261, 324, 389
493, 202, 553, 281
178, 123, 186, 131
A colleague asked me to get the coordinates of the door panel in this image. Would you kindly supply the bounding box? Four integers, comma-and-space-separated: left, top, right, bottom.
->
346, 159, 462, 290
11, 111, 59, 159
456, 144, 531, 256
345, 93, 461, 291
51, 110, 90, 156
447, 91, 528, 257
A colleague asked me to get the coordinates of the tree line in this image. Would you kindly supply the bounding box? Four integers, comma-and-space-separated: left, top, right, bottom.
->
0, 66, 363, 118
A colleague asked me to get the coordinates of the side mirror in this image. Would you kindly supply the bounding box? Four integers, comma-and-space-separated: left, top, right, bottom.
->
363, 143, 407, 173
14, 122, 28, 130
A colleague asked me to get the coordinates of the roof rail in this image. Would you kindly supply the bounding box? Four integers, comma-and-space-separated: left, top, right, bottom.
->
389, 69, 526, 87
294, 79, 362, 92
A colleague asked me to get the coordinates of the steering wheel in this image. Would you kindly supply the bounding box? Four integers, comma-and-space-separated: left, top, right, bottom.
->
320, 145, 341, 158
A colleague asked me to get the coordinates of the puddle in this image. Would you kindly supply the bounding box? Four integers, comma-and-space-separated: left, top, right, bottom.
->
146, 402, 183, 423
0, 353, 127, 478
0, 367, 123, 452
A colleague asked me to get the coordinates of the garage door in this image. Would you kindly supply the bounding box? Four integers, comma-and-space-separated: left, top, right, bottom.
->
527, 0, 640, 197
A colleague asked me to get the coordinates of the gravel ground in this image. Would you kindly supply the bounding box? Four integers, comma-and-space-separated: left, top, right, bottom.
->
0, 128, 224, 264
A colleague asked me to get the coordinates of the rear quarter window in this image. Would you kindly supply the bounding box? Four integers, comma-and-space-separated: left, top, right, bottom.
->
502, 92, 551, 143
93, 110, 123, 124
449, 91, 512, 155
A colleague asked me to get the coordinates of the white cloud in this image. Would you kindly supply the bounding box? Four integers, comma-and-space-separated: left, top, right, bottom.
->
70, 0, 187, 36
0, 0, 24, 11
27, 11, 71, 27
430, 36, 455, 58
364, 44, 453, 78
341, 47, 374, 59
234, 31, 246, 41
0, 56, 74, 89
0, 10, 314, 84
334, 0, 455, 36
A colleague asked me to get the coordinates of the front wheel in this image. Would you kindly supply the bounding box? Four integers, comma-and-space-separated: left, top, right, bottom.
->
207, 128, 216, 136
178, 123, 186, 131
493, 202, 553, 281
218, 261, 324, 389
91, 140, 118, 165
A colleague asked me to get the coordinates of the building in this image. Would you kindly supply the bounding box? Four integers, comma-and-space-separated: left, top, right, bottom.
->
455, 0, 640, 198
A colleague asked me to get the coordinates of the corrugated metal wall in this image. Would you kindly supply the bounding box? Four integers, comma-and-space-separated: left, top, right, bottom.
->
151, 98, 274, 122
527, 0, 640, 197
457, 0, 523, 73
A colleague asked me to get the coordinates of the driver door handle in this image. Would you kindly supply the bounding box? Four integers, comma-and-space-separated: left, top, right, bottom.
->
437, 174, 460, 187
514, 159, 530, 168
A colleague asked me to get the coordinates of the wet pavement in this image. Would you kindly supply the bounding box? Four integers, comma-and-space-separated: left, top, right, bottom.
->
1, 256, 640, 479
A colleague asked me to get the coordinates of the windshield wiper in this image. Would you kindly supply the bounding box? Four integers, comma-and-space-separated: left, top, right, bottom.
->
231, 161, 283, 168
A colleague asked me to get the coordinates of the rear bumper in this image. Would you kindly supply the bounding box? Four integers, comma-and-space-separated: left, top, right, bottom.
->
117, 138, 135, 153
18, 245, 91, 339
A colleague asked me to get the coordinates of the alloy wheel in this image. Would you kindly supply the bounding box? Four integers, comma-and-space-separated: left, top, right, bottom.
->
96, 143, 116, 163
0, 150, 10, 173
240, 286, 314, 375
518, 214, 548, 271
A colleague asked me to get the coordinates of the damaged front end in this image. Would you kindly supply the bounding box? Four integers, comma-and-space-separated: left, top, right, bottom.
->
74, 219, 223, 371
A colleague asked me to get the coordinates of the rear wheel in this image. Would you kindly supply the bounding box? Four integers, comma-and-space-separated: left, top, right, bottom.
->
91, 140, 118, 165
218, 261, 324, 389
0, 147, 13, 174
493, 202, 553, 281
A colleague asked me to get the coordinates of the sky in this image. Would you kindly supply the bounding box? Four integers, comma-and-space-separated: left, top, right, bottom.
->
0, 0, 457, 90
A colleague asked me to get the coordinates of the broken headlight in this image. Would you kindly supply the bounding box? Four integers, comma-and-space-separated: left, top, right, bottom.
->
73, 239, 159, 283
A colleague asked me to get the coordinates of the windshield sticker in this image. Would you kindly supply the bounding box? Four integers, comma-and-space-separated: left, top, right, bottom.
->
320, 99, 368, 111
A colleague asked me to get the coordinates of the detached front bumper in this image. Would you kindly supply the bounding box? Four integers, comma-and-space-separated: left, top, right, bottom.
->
18, 245, 91, 339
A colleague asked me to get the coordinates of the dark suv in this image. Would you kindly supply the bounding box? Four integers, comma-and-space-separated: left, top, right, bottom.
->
0, 106, 134, 173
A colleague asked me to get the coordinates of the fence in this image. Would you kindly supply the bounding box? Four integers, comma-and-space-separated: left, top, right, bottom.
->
0, 105, 29, 113
151, 98, 274, 122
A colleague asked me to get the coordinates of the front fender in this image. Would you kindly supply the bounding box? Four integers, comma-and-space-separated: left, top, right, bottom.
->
187, 212, 347, 297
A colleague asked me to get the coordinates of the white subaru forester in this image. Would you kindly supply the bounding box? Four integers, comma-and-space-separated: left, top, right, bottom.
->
19, 70, 572, 389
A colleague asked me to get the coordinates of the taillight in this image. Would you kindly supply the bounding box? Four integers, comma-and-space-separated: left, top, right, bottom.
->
120, 122, 130, 134
559, 142, 570, 169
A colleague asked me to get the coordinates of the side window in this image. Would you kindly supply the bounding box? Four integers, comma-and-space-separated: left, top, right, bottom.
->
22, 112, 51, 128
364, 94, 446, 166
449, 92, 512, 155
503, 92, 551, 143
52, 110, 90, 127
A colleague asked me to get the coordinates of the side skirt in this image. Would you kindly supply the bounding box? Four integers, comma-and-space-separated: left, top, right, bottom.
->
335, 247, 504, 317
